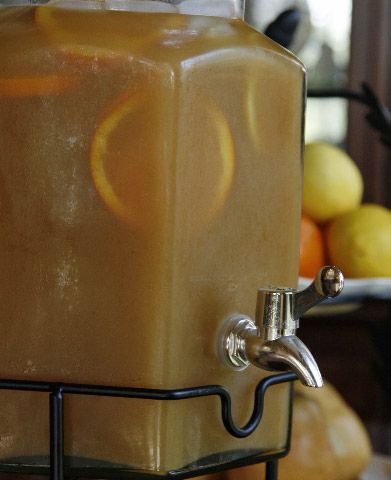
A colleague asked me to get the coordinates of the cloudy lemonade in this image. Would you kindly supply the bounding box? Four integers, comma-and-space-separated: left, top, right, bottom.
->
0, 3, 304, 473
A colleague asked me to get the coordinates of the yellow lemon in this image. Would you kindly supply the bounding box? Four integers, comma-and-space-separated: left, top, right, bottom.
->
326, 204, 391, 278
302, 142, 363, 223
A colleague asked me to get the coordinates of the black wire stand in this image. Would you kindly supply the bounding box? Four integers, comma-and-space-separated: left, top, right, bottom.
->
0, 372, 297, 480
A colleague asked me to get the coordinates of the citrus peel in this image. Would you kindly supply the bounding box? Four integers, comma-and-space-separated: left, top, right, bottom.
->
0, 75, 78, 97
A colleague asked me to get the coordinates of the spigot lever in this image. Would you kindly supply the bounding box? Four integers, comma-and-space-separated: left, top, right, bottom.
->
256, 266, 344, 341
293, 266, 344, 320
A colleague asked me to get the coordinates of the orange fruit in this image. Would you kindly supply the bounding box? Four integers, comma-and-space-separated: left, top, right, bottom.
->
0, 75, 78, 97
299, 214, 326, 278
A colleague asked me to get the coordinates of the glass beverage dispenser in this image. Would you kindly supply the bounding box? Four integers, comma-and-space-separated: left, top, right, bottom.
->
0, 0, 343, 476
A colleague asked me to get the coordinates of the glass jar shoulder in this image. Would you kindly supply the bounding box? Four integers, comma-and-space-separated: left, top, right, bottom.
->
152, 15, 306, 75
0, 5, 305, 76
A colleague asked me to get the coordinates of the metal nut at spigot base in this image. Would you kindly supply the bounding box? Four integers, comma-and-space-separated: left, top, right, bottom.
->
219, 315, 257, 370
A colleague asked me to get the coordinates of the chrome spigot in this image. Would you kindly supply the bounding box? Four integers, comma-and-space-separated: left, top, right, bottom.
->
219, 266, 344, 387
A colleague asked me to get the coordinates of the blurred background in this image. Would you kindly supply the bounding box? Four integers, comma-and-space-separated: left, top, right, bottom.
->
246, 0, 390, 209
246, 0, 391, 466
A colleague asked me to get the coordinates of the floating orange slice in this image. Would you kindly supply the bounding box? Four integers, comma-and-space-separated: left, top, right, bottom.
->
90, 91, 234, 232
90, 90, 162, 231
35, 5, 165, 63
245, 75, 264, 150
176, 97, 235, 231
0, 75, 78, 97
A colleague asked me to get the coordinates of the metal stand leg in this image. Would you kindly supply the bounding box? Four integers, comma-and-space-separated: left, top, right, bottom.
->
50, 386, 64, 480
265, 460, 278, 480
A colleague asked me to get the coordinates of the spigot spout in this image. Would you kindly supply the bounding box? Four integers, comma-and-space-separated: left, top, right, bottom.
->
245, 333, 323, 387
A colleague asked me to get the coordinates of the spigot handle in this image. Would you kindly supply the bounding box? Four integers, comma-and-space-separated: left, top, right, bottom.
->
293, 266, 344, 320
255, 266, 344, 338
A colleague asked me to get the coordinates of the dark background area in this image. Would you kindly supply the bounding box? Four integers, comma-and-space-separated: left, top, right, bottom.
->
301, 300, 391, 455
